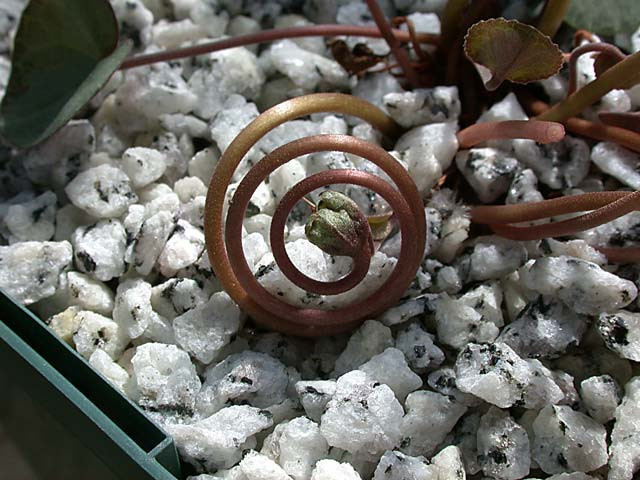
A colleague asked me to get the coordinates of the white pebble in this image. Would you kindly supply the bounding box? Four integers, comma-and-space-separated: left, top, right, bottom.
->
400, 390, 467, 457
295, 380, 337, 423
383, 86, 460, 128
532, 405, 607, 474
591, 141, 640, 190
0, 241, 72, 305
310, 459, 361, 480
67, 271, 114, 315
72, 219, 127, 281
395, 321, 445, 373
455, 148, 520, 203
477, 407, 530, 480
168, 406, 273, 472
65, 164, 137, 218
372, 450, 437, 480
73, 311, 127, 360
333, 320, 393, 376
320, 370, 404, 458
580, 375, 621, 424
89, 349, 130, 394
131, 343, 201, 413
519, 256, 637, 315
609, 376, 640, 480
174, 292, 242, 364
121, 147, 167, 188
597, 310, 640, 361
359, 348, 422, 402
4, 191, 57, 242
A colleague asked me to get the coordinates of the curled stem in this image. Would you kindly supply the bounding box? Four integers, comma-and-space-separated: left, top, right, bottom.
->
537, 50, 640, 122
456, 120, 565, 149
365, 0, 421, 88
204, 94, 425, 337
567, 43, 626, 95
119, 24, 439, 70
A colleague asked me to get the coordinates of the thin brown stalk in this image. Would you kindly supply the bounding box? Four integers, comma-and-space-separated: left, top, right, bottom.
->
471, 191, 630, 225
536, 0, 571, 38
598, 112, 640, 134
364, 0, 421, 88
119, 24, 439, 70
596, 247, 640, 263
567, 43, 626, 95
520, 92, 640, 154
457, 120, 565, 149
472, 191, 640, 243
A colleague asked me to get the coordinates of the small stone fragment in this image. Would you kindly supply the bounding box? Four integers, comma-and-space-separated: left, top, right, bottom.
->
580, 375, 621, 424
0, 241, 72, 305
295, 380, 337, 423
4, 191, 57, 242
477, 407, 530, 480
596, 310, 640, 361
261, 417, 328, 480
359, 348, 422, 402
157, 220, 205, 276
239, 451, 292, 480
435, 283, 504, 350
532, 405, 607, 474
65, 164, 137, 218
73, 311, 127, 360
121, 147, 167, 188
455, 343, 563, 409
372, 450, 438, 480
167, 406, 273, 472
89, 349, 130, 394
112, 278, 160, 339
150, 278, 207, 320
332, 320, 393, 377
591, 142, 640, 190
395, 321, 445, 373
72, 219, 127, 281
498, 295, 588, 359
131, 343, 201, 414
310, 459, 362, 480
197, 351, 291, 416
320, 370, 404, 457
455, 148, 519, 203
431, 445, 466, 480
609, 376, 640, 480
518, 256, 637, 315
400, 390, 467, 458
174, 292, 242, 364
67, 271, 114, 315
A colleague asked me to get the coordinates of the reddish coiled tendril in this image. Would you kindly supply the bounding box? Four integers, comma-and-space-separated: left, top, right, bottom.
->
204, 93, 426, 337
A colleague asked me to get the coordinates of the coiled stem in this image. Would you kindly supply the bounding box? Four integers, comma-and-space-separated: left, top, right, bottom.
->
204, 93, 425, 337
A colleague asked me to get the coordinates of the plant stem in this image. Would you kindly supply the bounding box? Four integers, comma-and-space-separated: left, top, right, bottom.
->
521, 92, 640, 153
456, 120, 565, 148
596, 246, 640, 263
487, 191, 640, 241
567, 43, 626, 95
119, 24, 438, 70
204, 93, 424, 337
471, 191, 630, 224
599, 112, 640, 134
364, 0, 421, 88
536, 0, 571, 38
537, 51, 640, 122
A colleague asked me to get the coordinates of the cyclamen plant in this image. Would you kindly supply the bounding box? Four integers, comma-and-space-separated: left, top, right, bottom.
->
1, 0, 639, 335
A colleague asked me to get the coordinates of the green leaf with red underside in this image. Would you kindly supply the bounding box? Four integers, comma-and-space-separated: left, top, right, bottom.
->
0, 0, 131, 149
463, 18, 563, 91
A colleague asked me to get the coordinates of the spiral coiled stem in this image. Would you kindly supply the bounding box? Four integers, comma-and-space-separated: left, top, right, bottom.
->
204, 93, 426, 337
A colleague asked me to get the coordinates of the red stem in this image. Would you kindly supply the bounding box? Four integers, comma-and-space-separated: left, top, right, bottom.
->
119, 24, 438, 70
456, 120, 565, 149
567, 43, 626, 95
364, 0, 421, 88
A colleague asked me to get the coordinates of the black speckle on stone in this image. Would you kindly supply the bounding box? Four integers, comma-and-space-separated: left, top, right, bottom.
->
77, 251, 97, 272
414, 345, 426, 358
559, 420, 568, 433
240, 376, 253, 385
31, 205, 48, 223
305, 386, 320, 395
557, 452, 568, 468
400, 437, 411, 449
488, 449, 508, 464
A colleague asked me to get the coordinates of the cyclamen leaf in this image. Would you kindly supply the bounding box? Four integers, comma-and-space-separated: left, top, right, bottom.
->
566, 0, 640, 37
463, 18, 563, 91
0, 0, 131, 149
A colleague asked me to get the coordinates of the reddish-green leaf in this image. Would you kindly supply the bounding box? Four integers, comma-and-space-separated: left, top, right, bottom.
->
463, 18, 563, 91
